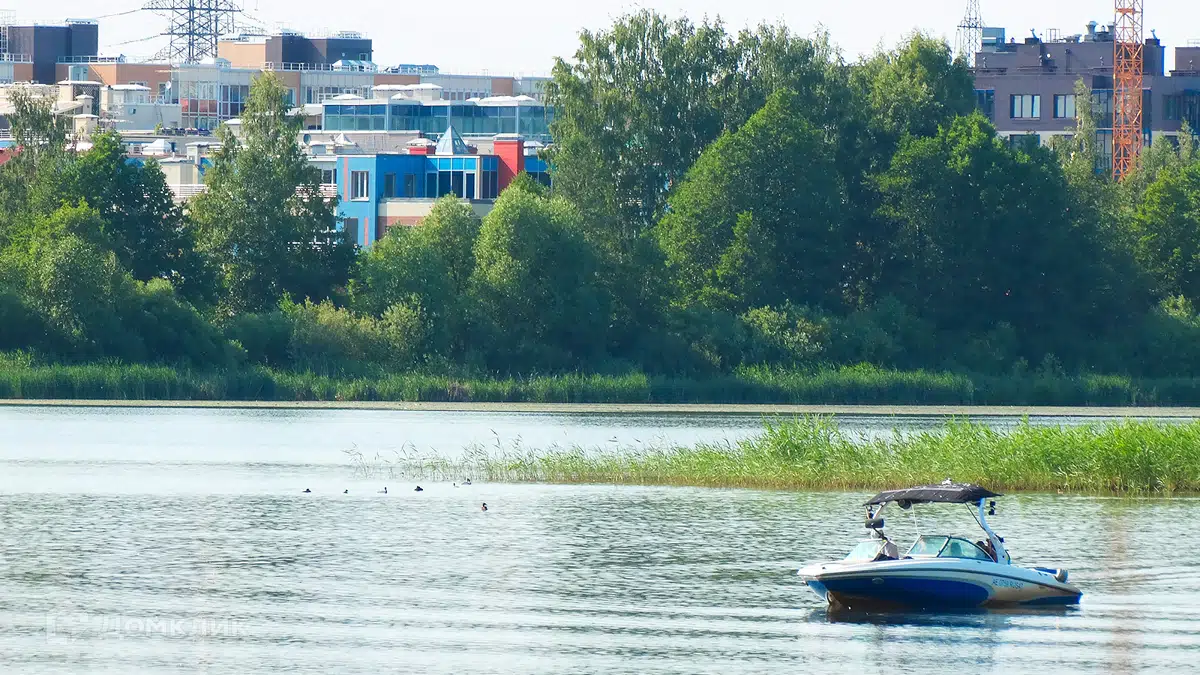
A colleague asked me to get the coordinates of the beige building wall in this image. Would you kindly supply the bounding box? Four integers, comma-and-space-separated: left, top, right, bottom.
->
374, 73, 420, 87
218, 41, 268, 69
89, 64, 174, 99
378, 198, 493, 227
490, 78, 515, 96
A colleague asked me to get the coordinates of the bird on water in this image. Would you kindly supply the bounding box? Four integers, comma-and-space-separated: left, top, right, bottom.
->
378, 487, 388, 494
415, 486, 424, 492
303, 489, 312, 494
481, 503, 489, 512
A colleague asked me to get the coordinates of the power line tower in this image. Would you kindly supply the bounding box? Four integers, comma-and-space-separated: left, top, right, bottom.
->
956, 0, 984, 66
143, 0, 242, 64
0, 9, 14, 58
1113, 0, 1145, 179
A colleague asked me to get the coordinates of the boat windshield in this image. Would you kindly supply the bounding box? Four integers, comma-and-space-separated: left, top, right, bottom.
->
940, 537, 993, 561
907, 536, 994, 561
844, 540, 885, 562
907, 536, 949, 557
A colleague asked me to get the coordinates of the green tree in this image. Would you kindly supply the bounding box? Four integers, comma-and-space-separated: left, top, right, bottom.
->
0, 87, 72, 250
656, 89, 846, 311
52, 131, 210, 299
190, 73, 354, 315
350, 196, 480, 356
468, 184, 609, 371
547, 11, 847, 250
1132, 161, 1200, 301
876, 113, 1133, 357
852, 33, 975, 146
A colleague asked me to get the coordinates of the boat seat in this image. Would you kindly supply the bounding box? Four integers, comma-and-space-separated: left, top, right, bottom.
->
874, 541, 899, 561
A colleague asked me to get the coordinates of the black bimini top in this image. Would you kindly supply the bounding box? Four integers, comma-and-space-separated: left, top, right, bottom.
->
865, 483, 1002, 506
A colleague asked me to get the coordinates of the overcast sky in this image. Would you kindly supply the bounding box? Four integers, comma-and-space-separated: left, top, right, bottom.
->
23, 0, 1200, 74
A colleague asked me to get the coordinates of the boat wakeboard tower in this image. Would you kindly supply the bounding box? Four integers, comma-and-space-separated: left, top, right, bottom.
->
798, 482, 1082, 610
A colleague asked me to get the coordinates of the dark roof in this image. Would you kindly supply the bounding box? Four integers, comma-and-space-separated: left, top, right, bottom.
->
865, 483, 1002, 506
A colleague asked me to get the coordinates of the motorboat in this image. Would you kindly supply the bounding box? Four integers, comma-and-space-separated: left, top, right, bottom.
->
798, 482, 1082, 610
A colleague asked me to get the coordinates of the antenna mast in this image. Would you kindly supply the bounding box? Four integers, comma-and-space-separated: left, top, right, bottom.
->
143, 0, 242, 64
1113, 0, 1145, 179
956, 0, 984, 66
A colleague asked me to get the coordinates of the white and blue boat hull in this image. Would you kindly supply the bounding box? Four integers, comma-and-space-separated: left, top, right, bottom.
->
799, 558, 1082, 610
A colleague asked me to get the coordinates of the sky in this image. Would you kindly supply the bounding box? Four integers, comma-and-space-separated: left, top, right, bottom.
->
18, 0, 1200, 74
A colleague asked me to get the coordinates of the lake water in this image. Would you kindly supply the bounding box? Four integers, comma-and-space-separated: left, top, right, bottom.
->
1, 406, 1197, 674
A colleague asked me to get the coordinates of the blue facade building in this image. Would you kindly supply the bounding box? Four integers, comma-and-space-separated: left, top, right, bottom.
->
317, 127, 547, 246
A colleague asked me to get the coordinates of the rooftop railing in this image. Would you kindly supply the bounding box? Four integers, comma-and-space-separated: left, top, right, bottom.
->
58, 55, 126, 64
263, 62, 377, 73
0, 53, 33, 63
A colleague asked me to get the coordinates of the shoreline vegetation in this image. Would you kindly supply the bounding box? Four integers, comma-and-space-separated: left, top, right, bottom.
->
3, 19, 1200, 408
10, 359, 1200, 407
354, 417, 1200, 495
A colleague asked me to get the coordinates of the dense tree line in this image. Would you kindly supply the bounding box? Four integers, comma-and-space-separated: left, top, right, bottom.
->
3, 11, 1200, 379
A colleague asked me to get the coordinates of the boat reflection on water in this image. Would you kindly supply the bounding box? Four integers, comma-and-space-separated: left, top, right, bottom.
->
812, 604, 1080, 626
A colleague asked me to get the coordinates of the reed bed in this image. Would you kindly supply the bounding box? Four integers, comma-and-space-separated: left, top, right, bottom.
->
5, 355, 1200, 406
375, 418, 1200, 495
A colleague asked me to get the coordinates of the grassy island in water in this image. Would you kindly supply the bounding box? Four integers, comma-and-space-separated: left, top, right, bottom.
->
362, 417, 1200, 495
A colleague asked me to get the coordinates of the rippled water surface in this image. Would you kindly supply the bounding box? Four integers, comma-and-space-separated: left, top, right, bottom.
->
1, 406, 1197, 674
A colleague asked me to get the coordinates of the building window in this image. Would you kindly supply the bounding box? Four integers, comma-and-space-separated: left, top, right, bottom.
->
320, 169, 337, 185
350, 171, 369, 200
404, 174, 417, 198
344, 218, 359, 241
1009, 134, 1041, 152
376, 219, 388, 242
1011, 94, 1041, 120
975, 89, 995, 121
1054, 94, 1076, 119
383, 173, 397, 199
1092, 90, 1114, 128
1094, 130, 1114, 172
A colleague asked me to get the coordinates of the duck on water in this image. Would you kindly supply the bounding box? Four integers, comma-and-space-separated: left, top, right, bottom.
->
798, 482, 1082, 611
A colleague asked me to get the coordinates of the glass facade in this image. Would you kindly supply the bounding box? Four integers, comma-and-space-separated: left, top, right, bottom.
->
1095, 130, 1114, 172
1163, 91, 1200, 128
480, 156, 500, 199
420, 157, 481, 199
305, 86, 371, 104
218, 84, 250, 120
172, 69, 255, 131
322, 102, 554, 139
323, 104, 387, 131
1092, 90, 1114, 129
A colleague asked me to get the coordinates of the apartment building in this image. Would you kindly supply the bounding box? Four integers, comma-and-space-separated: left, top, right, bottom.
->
972, 22, 1200, 164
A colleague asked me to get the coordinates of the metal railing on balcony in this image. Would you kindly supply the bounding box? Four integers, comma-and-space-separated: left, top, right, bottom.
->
169, 184, 208, 201
172, 183, 339, 202
0, 53, 32, 63
262, 62, 377, 73
57, 55, 126, 64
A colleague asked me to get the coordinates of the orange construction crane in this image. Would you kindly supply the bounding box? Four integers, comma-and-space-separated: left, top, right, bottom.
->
1113, 0, 1144, 179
